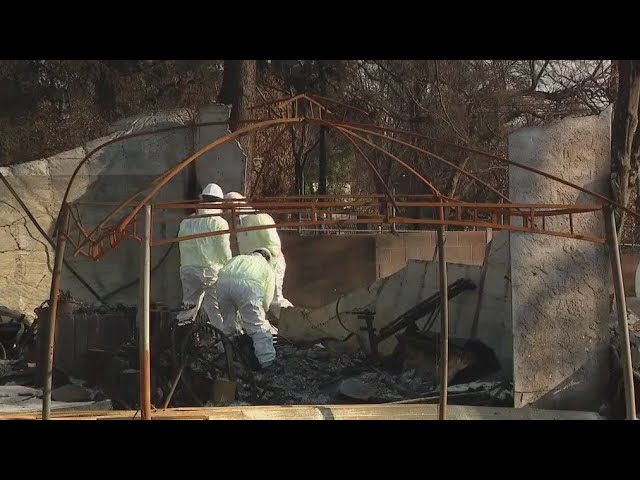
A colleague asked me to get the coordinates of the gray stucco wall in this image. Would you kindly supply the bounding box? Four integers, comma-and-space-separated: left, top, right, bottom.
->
509, 108, 612, 410
0, 104, 246, 316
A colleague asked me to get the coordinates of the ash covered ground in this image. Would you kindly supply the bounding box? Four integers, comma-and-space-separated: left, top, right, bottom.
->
229, 340, 438, 405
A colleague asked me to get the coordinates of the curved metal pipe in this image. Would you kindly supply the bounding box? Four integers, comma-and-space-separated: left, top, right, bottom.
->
338, 121, 640, 220
339, 124, 511, 204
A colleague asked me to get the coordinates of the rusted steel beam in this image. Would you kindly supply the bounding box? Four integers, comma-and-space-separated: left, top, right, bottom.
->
437, 205, 449, 420
42, 204, 70, 420
147, 217, 606, 247
604, 206, 637, 420
138, 204, 152, 420
68, 211, 607, 260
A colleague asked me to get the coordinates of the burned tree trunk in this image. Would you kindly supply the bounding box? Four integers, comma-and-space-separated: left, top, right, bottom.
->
611, 60, 640, 236
218, 60, 257, 190
318, 61, 329, 196
318, 127, 328, 195
294, 155, 305, 196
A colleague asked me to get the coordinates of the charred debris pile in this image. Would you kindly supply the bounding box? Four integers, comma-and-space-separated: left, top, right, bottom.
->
1, 283, 513, 412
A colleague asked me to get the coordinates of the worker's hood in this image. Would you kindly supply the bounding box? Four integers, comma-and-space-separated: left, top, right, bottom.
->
197, 208, 223, 215
235, 209, 257, 221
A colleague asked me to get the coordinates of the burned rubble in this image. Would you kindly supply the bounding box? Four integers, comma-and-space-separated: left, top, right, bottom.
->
1, 287, 514, 413
244, 338, 512, 407
89, 326, 513, 409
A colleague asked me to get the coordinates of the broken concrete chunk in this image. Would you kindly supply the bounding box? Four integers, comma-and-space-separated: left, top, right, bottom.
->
0, 385, 42, 404
0, 385, 41, 397
51, 384, 94, 402
338, 378, 376, 401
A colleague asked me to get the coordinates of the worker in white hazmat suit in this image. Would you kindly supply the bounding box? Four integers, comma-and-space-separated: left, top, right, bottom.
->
224, 191, 293, 319
216, 248, 277, 368
176, 183, 231, 330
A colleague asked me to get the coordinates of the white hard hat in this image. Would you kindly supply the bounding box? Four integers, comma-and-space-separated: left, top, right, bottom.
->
225, 191, 255, 213
201, 183, 224, 199
224, 191, 246, 200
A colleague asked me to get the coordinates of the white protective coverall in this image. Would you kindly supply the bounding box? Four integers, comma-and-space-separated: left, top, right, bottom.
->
226, 194, 293, 317
216, 253, 276, 367
176, 209, 232, 329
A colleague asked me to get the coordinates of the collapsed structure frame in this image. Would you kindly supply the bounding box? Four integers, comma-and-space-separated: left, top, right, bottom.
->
21, 94, 638, 420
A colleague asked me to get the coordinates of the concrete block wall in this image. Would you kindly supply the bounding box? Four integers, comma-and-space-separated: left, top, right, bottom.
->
375, 230, 487, 279
509, 108, 612, 411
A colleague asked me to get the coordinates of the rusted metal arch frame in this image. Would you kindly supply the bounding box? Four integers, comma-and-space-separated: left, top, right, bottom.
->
334, 125, 445, 201
69, 118, 300, 254
57, 99, 508, 251
337, 121, 640, 221
248, 93, 334, 118
56, 95, 640, 238
58, 116, 284, 227
61, 99, 485, 247
58, 99, 619, 417
336, 123, 512, 205
250, 93, 370, 118
246, 122, 402, 212
49, 94, 637, 419
77, 117, 446, 254
59, 119, 227, 229
248, 95, 509, 209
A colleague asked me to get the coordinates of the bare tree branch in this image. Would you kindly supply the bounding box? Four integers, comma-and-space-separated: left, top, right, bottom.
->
433, 60, 470, 144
